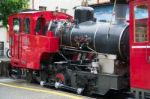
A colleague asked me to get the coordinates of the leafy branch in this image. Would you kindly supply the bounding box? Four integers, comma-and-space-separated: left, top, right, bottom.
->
0, 0, 29, 28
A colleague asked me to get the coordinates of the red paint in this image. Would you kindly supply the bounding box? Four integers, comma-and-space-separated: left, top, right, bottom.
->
56, 73, 65, 82
130, 0, 150, 90
8, 11, 72, 70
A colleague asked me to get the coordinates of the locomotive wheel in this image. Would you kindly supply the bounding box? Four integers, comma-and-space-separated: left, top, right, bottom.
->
26, 70, 34, 83
54, 73, 65, 89
55, 73, 65, 84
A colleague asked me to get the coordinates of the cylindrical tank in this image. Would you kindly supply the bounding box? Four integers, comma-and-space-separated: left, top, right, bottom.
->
60, 21, 129, 60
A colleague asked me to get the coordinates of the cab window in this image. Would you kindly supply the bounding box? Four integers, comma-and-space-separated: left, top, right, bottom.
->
24, 18, 30, 34
35, 17, 46, 35
13, 18, 21, 33
134, 5, 148, 43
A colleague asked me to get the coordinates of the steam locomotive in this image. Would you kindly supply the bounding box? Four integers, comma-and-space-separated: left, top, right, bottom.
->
8, 4, 129, 95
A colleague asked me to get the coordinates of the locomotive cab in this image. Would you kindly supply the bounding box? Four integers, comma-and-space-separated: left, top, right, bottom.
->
8, 10, 72, 70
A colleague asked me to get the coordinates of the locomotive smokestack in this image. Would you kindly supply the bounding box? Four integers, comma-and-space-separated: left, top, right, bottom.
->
114, 4, 128, 23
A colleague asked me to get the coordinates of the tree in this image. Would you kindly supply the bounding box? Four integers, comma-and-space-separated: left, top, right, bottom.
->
0, 0, 29, 28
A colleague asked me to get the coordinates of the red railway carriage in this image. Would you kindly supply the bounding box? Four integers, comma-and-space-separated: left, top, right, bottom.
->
130, 0, 150, 98
8, 10, 72, 70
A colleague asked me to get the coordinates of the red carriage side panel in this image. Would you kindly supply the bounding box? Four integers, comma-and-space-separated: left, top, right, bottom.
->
130, 0, 150, 98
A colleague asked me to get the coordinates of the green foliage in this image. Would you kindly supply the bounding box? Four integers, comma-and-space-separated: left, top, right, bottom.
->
0, 0, 29, 27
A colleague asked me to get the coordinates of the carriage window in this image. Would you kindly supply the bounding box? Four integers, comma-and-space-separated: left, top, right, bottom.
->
134, 5, 148, 42
13, 18, 21, 33
24, 18, 30, 34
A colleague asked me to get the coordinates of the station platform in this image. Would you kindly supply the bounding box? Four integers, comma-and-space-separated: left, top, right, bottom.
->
0, 78, 92, 99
